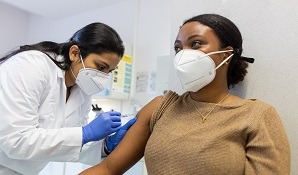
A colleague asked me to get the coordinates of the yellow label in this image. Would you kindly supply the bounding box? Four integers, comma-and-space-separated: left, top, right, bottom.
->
121, 55, 132, 63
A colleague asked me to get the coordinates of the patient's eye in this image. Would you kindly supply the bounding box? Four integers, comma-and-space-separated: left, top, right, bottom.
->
174, 45, 182, 54
191, 41, 202, 49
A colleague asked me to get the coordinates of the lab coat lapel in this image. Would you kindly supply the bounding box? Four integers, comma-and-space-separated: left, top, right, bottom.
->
65, 86, 85, 117
57, 67, 64, 79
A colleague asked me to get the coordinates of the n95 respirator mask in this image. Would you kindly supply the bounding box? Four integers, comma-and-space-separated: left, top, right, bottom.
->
75, 68, 109, 96
174, 49, 233, 92
70, 55, 110, 96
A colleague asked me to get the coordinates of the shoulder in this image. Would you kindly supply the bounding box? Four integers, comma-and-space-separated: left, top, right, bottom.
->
145, 90, 181, 114
1, 50, 54, 70
12, 50, 49, 61
245, 99, 283, 130
4, 50, 60, 76
250, 99, 272, 107
0, 51, 59, 86
253, 99, 280, 119
136, 95, 164, 124
136, 91, 181, 129
246, 99, 276, 115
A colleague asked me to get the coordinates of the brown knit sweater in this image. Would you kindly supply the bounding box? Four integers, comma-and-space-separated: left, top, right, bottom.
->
144, 91, 290, 175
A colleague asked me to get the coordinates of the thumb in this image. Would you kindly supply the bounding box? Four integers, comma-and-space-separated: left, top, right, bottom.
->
121, 117, 137, 130
115, 129, 127, 143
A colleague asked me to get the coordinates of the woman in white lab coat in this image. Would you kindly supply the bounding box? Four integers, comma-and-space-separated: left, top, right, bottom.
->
0, 22, 136, 175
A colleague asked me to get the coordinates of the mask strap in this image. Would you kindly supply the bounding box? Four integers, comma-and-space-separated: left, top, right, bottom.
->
69, 54, 85, 79
206, 49, 233, 56
79, 55, 86, 69
70, 67, 77, 79
214, 53, 234, 70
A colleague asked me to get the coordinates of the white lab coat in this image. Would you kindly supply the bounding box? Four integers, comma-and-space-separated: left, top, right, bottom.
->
0, 51, 102, 175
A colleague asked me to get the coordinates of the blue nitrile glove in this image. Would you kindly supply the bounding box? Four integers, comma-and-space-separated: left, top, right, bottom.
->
105, 117, 137, 153
82, 111, 122, 145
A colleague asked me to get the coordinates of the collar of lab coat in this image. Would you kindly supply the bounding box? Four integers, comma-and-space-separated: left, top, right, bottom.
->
57, 67, 64, 79
54, 54, 87, 116
65, 85, 86, 117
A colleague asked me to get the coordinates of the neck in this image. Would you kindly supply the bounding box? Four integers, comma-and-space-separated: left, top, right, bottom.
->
65, 70, 76, 88
190, 87, 229, 103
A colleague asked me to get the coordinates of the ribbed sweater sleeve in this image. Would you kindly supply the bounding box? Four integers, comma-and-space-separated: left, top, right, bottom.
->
245, 107, 290, 175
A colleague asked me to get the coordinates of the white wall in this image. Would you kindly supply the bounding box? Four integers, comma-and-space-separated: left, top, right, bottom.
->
26, 0, 137, 47
0, 2, 30, 56
131, 0, 173, 107
170, 0, 298, 174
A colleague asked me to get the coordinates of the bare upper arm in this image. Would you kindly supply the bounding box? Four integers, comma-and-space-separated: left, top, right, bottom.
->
136, 95, 164, 127
79, 96, 164, 175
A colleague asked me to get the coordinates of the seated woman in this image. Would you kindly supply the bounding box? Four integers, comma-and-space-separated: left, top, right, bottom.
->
79, 14, 291, 175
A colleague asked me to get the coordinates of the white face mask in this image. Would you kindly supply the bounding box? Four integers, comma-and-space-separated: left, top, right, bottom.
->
174, 49, 234, 92
70, 55, 110, 96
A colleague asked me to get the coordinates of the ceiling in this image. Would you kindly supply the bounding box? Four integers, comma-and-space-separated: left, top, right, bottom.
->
1, 0, 122, 19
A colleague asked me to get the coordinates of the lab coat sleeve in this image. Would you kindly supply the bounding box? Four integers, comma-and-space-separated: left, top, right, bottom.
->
245, 107, 291, 174
79, 140, 103, 166
0, 52, 82, 162
78, 99, 103, 165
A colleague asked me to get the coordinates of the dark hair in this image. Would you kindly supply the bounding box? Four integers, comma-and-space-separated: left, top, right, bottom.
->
0, 22, 125, 70
183, 14, 254, 88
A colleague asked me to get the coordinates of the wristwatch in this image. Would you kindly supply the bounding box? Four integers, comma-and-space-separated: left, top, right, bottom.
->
103, 137, 111, 155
